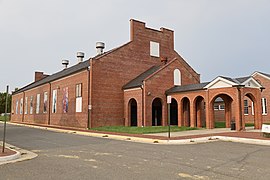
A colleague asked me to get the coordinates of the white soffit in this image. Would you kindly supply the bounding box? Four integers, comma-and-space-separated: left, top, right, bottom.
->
252, 71, 270, 81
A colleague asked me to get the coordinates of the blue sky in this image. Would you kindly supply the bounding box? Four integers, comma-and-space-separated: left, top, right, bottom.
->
0, 0, 270, 92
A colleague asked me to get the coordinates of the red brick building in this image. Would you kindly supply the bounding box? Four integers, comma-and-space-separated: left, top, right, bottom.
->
11, 19, 266, 131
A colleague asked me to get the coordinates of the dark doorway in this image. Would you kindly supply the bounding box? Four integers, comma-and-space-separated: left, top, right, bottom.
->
170, 98, 178, 125
182, 97, 190, 127
129, 99, 137, 126
152, 98, 162, 126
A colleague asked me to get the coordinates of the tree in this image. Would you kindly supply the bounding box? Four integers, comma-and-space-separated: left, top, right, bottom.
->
0, 92, 11, 114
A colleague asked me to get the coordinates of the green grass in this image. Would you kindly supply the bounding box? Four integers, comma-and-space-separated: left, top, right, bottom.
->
90, 126, 199, 134
0, 115, 10, 121
215, 121, 255, 128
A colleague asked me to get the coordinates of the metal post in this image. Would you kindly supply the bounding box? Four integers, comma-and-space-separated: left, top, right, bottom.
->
168, 103, 171, 139
2, 85, 9, 153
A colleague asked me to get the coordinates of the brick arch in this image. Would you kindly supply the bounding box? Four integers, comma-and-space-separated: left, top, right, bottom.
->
152, 97, 163, 126
181, 97, 191, 127
244, 91, 262, 129
128, 98, 137, 126
170, 98, 178, 125
209, 94, 234, 129
192, 95, 206, 128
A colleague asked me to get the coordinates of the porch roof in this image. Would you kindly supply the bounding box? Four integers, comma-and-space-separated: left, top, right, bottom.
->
123, 65, 161, 90
166, 82, 209, 94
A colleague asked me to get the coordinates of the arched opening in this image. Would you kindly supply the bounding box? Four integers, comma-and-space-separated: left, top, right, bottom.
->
244, 93, 257, 130
170, 98, 178, 125
194, 96, 206, 128
211, 94, 233, 128
152, 98, 162, 126
182, 97, 190, 127
129, 98, 137, 126
174, 69, 181, 86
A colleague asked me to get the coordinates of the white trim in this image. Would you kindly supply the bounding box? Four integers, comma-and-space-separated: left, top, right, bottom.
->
123, 87, 142, 92
252, 71, 270, 81
241, 77, 262, 88
204, 76, 238, 89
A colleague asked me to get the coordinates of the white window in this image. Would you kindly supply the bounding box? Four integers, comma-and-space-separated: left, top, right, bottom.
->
174, 69, 181, 86
52, 90, 57, 113
251, 102, 254, 115
30, 96, 33, 114
214, 105, 219, 110
25, 97, 28, 114
244, 100, 248, 115
262, 98, 267, 115
219, 104, 225, 110
150, 41, 160, 57
36, 94, 40, 114
76, 84, 82, 112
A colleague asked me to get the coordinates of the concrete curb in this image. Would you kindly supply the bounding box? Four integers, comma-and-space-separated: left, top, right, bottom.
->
0, 148, 20, 162
6, 122, 270, 146
0, 142, 38, 165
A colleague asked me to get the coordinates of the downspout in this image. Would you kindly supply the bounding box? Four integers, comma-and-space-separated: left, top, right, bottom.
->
48, 82, 52, 125
88, 58, 93, 129
22, 92, 25, 122
141, 83, 144, 127
87, 65, 91, 129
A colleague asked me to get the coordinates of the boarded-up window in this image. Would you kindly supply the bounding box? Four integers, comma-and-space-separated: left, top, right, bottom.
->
174, 69, 181, 86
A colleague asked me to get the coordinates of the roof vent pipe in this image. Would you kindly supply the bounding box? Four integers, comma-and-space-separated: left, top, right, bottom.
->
62, 59, 69, 69
96, 42, 105, 55
77, 52, 85, 63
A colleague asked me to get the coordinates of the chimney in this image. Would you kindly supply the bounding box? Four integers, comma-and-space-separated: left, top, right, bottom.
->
160, 57, 168, 64
96, 42, 105, 55
62, 59, 69, 69
34, 71, 47, 82
77, 52, 84, 63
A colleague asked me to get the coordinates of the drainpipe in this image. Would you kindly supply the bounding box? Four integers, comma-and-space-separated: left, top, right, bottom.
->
87, 65, 91, 129
141, 83, 144, 127
48, 82, 52, 125
88, 58, 93, 129
22, 92, 25, 122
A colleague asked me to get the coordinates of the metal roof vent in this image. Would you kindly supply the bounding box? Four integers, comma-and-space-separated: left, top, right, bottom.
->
96, 42, 105, 55
62, 59, 69, 69
77, 52, 84, 63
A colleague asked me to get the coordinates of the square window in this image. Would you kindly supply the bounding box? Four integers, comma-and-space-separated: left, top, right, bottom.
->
150, 41, 160, 57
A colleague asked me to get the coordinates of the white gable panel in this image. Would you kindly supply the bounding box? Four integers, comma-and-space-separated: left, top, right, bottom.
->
208, 80, 233, 89
243, 79, 262, 88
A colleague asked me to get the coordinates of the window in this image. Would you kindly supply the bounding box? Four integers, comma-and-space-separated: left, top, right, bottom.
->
44, 92, 48, 113
251, 102, 254, 115
214, 105, 219, 110
76, 83, 82, 112
76, 84, 82, 98
174, 69, 181, 86
25, 97, 28, 114
30, 96, 33, 114
262, 98, 267, 115
52, 90, 57, 113
20, 98, 23, 114
219, 104, 225, 110
150, 41, 160, 57
63, 87, 68, 113
36, 94, 40, 114
244, 100, 248, 115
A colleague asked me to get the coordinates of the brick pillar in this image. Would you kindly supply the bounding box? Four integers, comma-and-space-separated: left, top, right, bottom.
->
178, 98, 183, 127
190, 100, 196, 128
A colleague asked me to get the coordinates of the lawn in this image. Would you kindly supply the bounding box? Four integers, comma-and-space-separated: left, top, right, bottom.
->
0, 115, 10, 121
215, 121, 254, 128
90, 126, 199, 134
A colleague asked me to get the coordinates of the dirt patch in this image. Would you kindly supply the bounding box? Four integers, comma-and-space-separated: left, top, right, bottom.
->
0, 146, 17, 157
